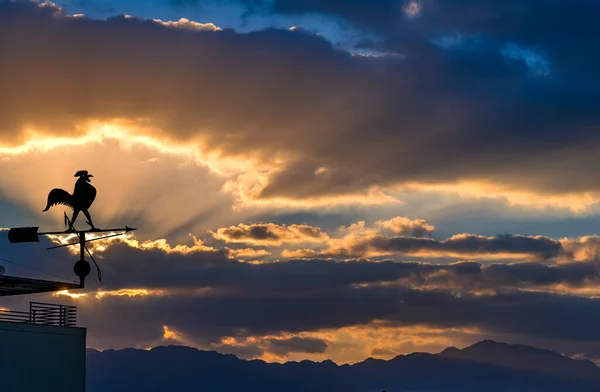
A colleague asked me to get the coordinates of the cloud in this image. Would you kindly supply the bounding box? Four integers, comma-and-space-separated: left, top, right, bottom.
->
152, 17, 221, 31
369, 234, 562, 260
10, 215, 600, 298
375, 216, 434, 237
260, 0, 597, 72
559, 236, 600, 263
403, 1, 421, 19
162, 325, 185, 344
69, 282, 600, 356
266, 336, 328, 356
169, 333, 329, 361
501, 42, 551, 76
226, 247, 272, 259
211, 223, 329, 246
29, 227, 590, 300
52, 232, 600, 299
281, 218, 561, 261
1, 0, 600, 209
7, 228, 594, 361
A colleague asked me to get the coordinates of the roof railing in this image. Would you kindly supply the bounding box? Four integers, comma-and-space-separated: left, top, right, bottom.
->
0, 302, 77, 327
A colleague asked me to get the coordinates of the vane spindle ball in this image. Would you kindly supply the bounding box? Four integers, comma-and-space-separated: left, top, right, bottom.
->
74, 260, 91, 278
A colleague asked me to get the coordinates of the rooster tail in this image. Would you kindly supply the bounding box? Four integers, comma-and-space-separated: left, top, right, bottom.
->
43, 188, 75, 212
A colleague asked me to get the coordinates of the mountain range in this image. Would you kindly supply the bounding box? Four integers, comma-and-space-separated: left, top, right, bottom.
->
86, 340, 600, 391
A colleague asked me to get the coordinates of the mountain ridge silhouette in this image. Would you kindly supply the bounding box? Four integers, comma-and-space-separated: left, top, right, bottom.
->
86, 340, 600, 392
439, 339, 600, 380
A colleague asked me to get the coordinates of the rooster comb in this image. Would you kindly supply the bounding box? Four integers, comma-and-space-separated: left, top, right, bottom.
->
74, 170, 91, 177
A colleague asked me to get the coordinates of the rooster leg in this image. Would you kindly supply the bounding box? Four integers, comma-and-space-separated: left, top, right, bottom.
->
83, 210, 97, 230
69, 210, 80, 231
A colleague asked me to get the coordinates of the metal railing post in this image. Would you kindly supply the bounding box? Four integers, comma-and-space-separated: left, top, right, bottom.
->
0, 302, 77, 326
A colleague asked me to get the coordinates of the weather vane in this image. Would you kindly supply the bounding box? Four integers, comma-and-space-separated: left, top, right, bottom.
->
43, 170, 98, 231
7, 170, 136, 287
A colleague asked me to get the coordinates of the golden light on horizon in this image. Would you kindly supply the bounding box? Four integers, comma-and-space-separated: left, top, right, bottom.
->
95, 289, 164, 299
53, 290, 87, 299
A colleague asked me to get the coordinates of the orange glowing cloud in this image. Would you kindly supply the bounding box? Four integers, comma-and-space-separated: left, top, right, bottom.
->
398, 181, 600, 213
95, 289, 165, 299
519, 283, 600, 298
558, 236, 600, 263
375, 216, 435, 237
40, 214, 565, 266
47, 232, 216, 255
53, 288, 164, 300
53, 290, 88, 299
162, 325, 185, 342
0, 121, 403, 219
212, 323, 484, 364
0, 120, 594, 222
226, 248, 272, 259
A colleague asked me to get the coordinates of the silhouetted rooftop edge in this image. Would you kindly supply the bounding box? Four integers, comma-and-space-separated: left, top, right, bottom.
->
0, 274, 80, 296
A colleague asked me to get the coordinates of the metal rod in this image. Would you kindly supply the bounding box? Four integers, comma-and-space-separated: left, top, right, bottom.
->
38, 226, 136, 236
79, 232, 85, 287
79, 232, 85, 262
85, 245, 102, 281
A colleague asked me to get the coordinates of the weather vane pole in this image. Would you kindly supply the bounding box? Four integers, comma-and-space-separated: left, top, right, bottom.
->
7, 170, 136, 287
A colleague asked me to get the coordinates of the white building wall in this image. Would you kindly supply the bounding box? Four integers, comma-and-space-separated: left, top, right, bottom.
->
0, 321, 86, 392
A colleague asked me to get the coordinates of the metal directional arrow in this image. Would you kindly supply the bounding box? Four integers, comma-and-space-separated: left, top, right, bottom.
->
8, 226, 136, 286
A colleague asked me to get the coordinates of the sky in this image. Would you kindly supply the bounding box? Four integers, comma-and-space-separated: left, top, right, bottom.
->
2, 0, 600, 365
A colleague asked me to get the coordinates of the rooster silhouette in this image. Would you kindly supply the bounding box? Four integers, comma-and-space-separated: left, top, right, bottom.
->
43, 170, 98, 231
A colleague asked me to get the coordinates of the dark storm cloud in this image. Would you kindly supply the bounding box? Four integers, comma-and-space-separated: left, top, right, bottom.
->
3, 0, 600, 200
90, 239, 582, 294
197, 335, 328, 359
371, 234, 562, 260
35, 238, 597, 348
261, 0, 600, 72
223, 225, 280, 241
263, 0, 404, 28
312, 233, 563, 260
238, 0, 600, 87
74, 283, 600, 350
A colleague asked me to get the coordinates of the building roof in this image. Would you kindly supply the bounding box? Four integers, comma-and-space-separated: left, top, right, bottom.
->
0, 275, 81, 296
